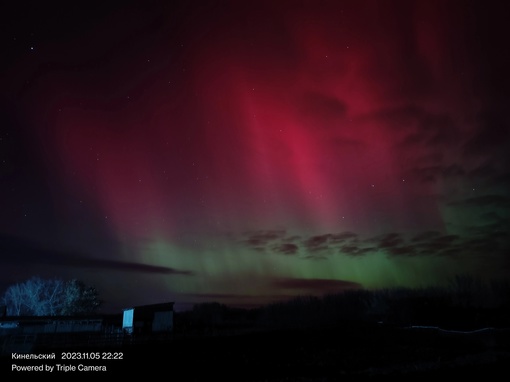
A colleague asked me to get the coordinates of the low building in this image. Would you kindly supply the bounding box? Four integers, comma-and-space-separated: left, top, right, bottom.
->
122, 302, 174, 335
0, 301, 175, 354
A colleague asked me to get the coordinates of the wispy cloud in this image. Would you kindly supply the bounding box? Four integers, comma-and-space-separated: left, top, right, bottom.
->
0, 234, 194, 275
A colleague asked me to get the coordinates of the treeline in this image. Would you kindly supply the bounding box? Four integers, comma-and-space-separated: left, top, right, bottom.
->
175, 275, 510, 334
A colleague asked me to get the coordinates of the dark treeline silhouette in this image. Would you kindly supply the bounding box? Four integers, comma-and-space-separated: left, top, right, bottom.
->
174, 275, 510, 335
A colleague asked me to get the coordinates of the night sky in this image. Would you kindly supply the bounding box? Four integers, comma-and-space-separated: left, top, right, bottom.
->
1, 0, 509, 313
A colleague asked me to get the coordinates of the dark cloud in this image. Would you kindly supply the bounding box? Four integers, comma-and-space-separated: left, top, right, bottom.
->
463, 236, 503, 255
448, 194, 510, 208
374, 233, 404, 248
492, 172, 510, 187
409, 163, 469, 183
251, 230, 363, 257
419, 113, 458, 146
340, 245, 373, 257
485, 229, 510, 241
366, 104, 422, 130
303, 234, 333, 252
436, 247, 463, 258
272, 277, 361, 293
272, 243, 299, 255
468, 162, 498, 180
361, 228, 509, 260
242, 223, 508, 266
241, 230, 306, 255
386, 246, 417, 257
435, 234, 459, 245
0, 234, 194, 275
362, 223, 506, 261
479, 212, 506, 224
179, 293, 297, 309
299, 91, 347, 124
331, 137, 365, 149
463, 111, 510, 156
414, 235, 458, 255
303, 254, 329, 260
331, 231, 358, 242
410, 165, 443, 183
442, 164, 466, 178
365, 105, 459, 149
365, 233, 418, 257
301, 232, 359, 253
181, 293, 272, 301
412, 230, 441, 242
346, 231, 472, 259
241, 229, 287, 249
467, 162, 510, 189
365, 105, 470, 188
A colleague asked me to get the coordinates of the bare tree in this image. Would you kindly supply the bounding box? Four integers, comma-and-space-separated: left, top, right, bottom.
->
2, 282, 25, 315
60, 279, 102, 315
1, 276, 102, 316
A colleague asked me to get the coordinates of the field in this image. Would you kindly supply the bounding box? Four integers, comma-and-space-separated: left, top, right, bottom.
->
101, 323, 510, 380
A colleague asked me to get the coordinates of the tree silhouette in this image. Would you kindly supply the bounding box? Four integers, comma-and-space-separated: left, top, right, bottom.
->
60, 278, 102, 315
1, 276, 102, 316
